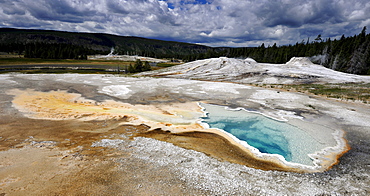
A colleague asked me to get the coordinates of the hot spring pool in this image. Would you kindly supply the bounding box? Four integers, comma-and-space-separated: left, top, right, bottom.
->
199, 103, 329, 166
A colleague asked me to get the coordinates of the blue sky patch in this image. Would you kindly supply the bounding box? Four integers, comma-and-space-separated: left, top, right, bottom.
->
164, 0, 211, 9
167, 2, 175, 9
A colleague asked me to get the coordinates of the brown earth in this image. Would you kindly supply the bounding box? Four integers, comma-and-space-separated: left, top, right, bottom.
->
0, 116, 208, 195
138, 129, 303, 172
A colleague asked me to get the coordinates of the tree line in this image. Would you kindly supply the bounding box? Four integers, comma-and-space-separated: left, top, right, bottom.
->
1, 27, 369, 74
0, 28, 214, 60
201, 26, 370, 75
23, 43, 93, 60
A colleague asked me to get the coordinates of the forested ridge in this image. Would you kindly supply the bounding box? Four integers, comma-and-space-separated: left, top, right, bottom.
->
0, 28, 216, 60
1, 27, 369, 75
222, 27, 370, 75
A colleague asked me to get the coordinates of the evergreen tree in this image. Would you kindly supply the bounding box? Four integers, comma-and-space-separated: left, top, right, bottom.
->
128, 64, 135, 73
143, 61, 151, 71
134, 59, 143, 72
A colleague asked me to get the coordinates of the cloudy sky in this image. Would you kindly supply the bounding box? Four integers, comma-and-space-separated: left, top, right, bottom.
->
1, 0, 369, 47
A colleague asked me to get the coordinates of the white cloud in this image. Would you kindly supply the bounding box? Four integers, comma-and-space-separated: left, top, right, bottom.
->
0, 0, 369, 47
360, 19, 370, 29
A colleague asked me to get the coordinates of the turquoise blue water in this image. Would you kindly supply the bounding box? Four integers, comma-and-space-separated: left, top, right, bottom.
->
200, 103, 308, 162
199, 103, 329, 165
204, 118, 293, 161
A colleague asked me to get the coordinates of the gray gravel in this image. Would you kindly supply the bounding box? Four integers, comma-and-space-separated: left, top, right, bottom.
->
93, 137, 369, 195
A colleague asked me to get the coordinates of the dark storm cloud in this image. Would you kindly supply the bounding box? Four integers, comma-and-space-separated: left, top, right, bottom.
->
2, 1, 25, 15
3, 7, 25, 15
106, 1, 130, 15
26, 0, 98, 23
0, 0, 369, 47
256, 0, 345, 28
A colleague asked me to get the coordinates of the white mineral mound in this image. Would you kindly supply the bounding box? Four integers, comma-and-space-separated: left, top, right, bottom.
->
138, 57, 370, 84
88, 54, 168, 63
141, 57, 258, 76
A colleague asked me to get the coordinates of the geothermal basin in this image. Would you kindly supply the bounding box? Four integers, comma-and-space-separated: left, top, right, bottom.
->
6, 86, 348, 172
0, 73, 369, 195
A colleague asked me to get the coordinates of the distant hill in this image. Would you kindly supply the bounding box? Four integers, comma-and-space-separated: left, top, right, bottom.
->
0, 28, 218, 60
1, 27, 369, 75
